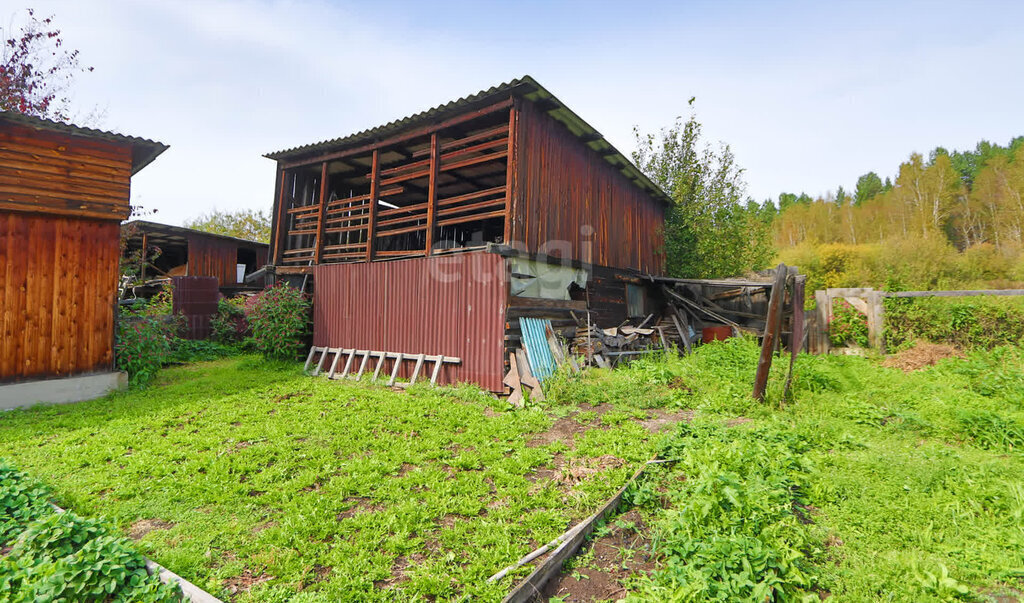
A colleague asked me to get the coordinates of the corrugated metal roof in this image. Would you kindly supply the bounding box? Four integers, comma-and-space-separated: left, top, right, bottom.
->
0, 110, 168, 175
123, 220, 269, 248
264, 75, 671, 205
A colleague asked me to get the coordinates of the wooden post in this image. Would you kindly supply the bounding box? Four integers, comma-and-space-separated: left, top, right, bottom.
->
425, 133, 439, 255
791, 275, 806, 352
273, 168, 289, 265
503, 102, 516, 246
815, 289, 830, 355
139, 231, 147, 283
753, 264, 788, 401
314, 162, 329, 263
868, 290, 886, 352
365, 150, 380, 262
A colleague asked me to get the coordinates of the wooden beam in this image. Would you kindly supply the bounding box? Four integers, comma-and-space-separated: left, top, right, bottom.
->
753, 264, 788, 402
426, 133, 439, 255
504, 104, 517, 245
139, 231, 147, 282
273, 168, 289, 264
365, 149, 380, 262
278, 97, 514, 169
886, 289, 1024, 298
314, 162, 329, 263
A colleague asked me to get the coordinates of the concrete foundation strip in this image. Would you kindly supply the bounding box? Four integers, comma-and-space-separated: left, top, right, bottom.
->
493, 458, 662, 602
48, 503, 223, 603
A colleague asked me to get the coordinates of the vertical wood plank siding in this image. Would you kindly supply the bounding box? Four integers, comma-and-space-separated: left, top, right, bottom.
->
0, 212, 119, 381
511, 100, 665, 274
0, 123, 132, 221
312, 251, 507, 391
186, 235, 241, 286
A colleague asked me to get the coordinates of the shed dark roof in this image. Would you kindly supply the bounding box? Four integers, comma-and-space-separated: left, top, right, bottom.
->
0, 111, 167, 175
123, 220, 269, 248
265, 76, 671, 204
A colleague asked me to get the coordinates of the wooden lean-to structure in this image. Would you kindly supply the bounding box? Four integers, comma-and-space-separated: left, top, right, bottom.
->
265, 76, 670, 392
0, 111, 166, 383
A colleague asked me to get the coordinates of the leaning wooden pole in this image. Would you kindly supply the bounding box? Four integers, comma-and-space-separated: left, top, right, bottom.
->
753, 263, 788, 401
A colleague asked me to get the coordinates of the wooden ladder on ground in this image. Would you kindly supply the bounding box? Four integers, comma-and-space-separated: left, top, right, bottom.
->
303, 346, 461, 387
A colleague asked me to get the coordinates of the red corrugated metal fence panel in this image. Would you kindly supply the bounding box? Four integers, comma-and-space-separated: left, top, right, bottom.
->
313, 251, 507, 391
172, 276, 219, 340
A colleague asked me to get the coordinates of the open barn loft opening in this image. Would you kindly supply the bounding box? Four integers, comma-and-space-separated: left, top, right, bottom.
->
277, 104, 511, 265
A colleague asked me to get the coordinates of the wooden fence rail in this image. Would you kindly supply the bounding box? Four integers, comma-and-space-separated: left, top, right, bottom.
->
806, 288, 1024, 355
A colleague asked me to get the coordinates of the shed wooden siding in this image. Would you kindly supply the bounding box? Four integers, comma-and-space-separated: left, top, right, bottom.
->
312, 251, 507, 391
511, 100, 665, 274
186, 234, 241, 286
0, 123, 133, 221
0, 212, 120, 381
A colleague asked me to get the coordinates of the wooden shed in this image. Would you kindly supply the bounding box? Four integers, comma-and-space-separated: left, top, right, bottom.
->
0, 111, 166, 401
264, 76, 669, 391
121, 220, 269, 293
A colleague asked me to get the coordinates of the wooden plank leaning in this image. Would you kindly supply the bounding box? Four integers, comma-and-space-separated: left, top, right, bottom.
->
753, 264, 789, 401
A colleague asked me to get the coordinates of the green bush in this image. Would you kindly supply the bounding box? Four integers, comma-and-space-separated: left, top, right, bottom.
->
0, 461, 180, 602
885, 296, 1024, 351
629, 421, 823, 601
829, 299, 869, 347
211, 297, 247, 344
166, 339, 239, 364
244, 283, 311, 360
115, 315, 178, 386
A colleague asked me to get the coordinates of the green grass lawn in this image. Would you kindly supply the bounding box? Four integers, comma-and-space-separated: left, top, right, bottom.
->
0, 357, 672, 601
545, 340, 1024, 602
3, 342, 1023, 602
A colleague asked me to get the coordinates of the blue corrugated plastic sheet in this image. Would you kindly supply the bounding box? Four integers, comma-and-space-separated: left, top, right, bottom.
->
519, 317, 557, 382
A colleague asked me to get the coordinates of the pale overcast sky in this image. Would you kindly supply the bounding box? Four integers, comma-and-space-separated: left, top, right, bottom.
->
14, 0, 1024, 225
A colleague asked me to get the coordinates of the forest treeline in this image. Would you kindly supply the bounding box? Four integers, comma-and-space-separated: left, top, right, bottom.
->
773, 137, 1024, 251
770, 137, 1024, 291
634, 103, 1024, 288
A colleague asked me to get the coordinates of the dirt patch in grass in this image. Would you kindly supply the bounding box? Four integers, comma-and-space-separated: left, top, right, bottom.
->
541, 508, 657, 602
882, 342, 963, 372
223, 569, 274, 596
374, 553, 427, 589
726, 416, 754, 428
577, 402, 615, 416
128, 518, 175, 540
253, 520, 276, 534
527, 416, 589, 449
560, 455, 625, 487
639, 409, 694, 432
336, 497, 384, 520
526, 453, 566, 485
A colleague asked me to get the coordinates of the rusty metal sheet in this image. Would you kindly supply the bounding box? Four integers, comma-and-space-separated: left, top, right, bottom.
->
313, 251, 507, 391
171, 276, 219, 340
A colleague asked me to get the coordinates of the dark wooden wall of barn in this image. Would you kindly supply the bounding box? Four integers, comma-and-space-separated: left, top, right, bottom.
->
0, 213, 120, 382
510, 100, 666, 275
186, 235, 241, 287
0, 123, 132, 221
583, 264, 663, 326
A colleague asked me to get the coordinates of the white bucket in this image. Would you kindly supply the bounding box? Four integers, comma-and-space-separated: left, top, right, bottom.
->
236, 264, 246, 283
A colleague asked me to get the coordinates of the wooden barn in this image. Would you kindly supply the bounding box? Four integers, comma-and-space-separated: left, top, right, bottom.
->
121, 220, 269, 293
264, 76, 669, 392
0, 111, 166, 406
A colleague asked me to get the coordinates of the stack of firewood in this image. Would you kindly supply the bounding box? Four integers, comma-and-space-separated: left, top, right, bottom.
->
571, 314, 663, 368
